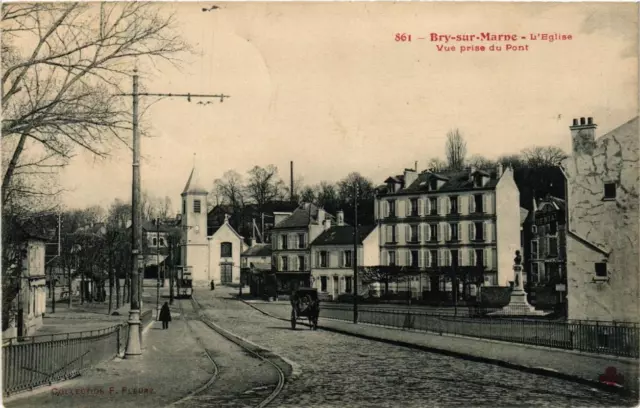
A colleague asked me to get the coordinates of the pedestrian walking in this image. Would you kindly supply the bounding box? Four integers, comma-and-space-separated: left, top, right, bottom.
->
210, 280, 215, 291
159, 302, 171, 330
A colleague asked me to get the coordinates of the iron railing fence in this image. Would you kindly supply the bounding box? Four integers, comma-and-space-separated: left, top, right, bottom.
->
319, 306, 639, 359
3, 309, 152, 396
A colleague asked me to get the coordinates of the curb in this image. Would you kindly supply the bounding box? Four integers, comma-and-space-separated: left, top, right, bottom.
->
238, 298, 636, 398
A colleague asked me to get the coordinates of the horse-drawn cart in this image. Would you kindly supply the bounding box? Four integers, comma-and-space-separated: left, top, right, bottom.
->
290, 288, 319, 330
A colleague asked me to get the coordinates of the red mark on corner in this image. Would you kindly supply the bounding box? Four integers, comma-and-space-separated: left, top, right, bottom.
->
599, 366, 624, 387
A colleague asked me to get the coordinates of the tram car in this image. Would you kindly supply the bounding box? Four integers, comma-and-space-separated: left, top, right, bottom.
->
175, 266, 193, 299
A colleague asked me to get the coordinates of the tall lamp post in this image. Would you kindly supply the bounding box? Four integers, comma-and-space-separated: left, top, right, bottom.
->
121, 68, 229, 358
353, 183, 359, 324
155, 217, 160, 320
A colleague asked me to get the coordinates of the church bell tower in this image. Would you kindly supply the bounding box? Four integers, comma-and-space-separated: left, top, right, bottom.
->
180, 164, 209, 285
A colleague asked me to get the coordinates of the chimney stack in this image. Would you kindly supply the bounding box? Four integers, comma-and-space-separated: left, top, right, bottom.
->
496, 163, 503, 178
570, 116, 597, 155
317, 208, 325, 225
404, 168, 418, 188
290, 161, 294, 202
324, 218, 331, 230
337, 210, 345, 226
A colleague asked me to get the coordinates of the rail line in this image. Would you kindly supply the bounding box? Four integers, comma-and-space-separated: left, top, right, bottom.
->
166, 298, 221, 407
168, 296, 285, 408
190, 296, 286, 408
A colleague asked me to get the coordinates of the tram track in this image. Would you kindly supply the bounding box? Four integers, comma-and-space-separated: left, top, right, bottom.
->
168, 296, 286, 408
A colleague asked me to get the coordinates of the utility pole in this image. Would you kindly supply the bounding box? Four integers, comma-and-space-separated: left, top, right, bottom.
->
119, 68, 229, 358
156, 217, 160, 321
353, 183, 359, 324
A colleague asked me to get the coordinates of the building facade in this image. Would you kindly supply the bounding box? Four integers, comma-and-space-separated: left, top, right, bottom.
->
241, 243, 273, 296
374, 165, 521, 300
208, 215, 245, 285
561, 116, 639, 322
270, 203, 334, 293
309, 211, 379, 300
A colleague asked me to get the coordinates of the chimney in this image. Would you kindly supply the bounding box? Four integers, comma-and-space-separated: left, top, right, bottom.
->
323, 218, 331, 230
317, 208, 325, 225
469, 165, 477, 181
414, 161, 418, 171
337, 210, 345, 226
290, 161, 294, 202
404, 168, 418, 188
570, 116, 597, 155
250, 238, 256, 247
496, 163, 503, 178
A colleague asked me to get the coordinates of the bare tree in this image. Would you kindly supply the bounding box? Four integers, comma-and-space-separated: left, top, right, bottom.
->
466, 155, 496, 169
426, 157, 447, 172
337, 172, 375, 202
1, 2, 189, 205
445, 129, 467, 171
521, 146, 568, 167
245, 165, 286, 210
299, 186, 316, 203
213, 170, 246, 210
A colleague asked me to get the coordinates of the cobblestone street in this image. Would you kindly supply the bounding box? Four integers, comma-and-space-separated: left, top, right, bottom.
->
198, 289, 635, 408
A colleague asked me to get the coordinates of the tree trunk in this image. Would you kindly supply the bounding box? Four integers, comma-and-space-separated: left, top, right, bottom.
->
115, 273, 121, 309
68, 265, 72, 308
108, 267, 113, 314
80, 268, 85, 304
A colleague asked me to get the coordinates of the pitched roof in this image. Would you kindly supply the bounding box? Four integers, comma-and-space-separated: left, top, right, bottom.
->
311, 225, 376, 246
272, 203, 335, 230
380, 168, 500, 195
182, 166, 207, 195
241, 244, 272, 257
520, 208, 529, 226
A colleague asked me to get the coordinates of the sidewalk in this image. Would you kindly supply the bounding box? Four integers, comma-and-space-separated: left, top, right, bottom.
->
5, 312, 215, 408
243, 299, 640, 396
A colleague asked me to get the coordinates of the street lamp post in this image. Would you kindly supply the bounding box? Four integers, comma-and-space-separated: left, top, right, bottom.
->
120, 69, 229, 358
353, 184, 359, 324
156, 217, 160, 320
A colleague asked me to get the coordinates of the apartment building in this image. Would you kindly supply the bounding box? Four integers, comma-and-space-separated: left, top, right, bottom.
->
310, 210, 379, 300
374, 164, 522, 299
270, 203, 334, 293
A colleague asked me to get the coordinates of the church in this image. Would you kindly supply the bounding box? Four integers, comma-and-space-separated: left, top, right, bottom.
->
180, 166, 245, 286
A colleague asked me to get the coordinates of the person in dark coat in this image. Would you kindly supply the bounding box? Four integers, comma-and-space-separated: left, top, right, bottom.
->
210, 280, 215, 291
159, 302, 171, 329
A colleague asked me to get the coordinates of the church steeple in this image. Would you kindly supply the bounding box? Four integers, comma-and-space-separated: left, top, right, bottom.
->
182, 160, 207, 195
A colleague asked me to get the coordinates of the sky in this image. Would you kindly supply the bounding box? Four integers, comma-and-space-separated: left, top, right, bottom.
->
56, 2, 638, 212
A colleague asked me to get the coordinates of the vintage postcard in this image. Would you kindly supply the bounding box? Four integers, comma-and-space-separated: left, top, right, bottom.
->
1, 1, 638, 407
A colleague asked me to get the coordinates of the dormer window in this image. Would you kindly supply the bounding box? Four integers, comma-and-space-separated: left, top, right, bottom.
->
430, 179, 438, 190
474, 174, 482, 187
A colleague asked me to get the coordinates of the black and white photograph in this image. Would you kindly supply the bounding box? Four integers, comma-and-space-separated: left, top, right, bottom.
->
1, 1, 638, 407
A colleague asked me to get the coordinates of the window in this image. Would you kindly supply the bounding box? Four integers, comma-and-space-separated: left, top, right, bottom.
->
281, 235, 288, 250
430, 249, 438, 267
282, 256, 289, 271
389, 251, 396, 266
449, 196, 459, 214
549, 221, 557, 236
604, 183, 616, 200
531, 225, 538, 234
221, 242, 232, 258
449, 223, 459, 241
194, 200, 201, 213
410, 198, 419, 216
548, 237, 558, 257
451, 250, 459, 268
391, 225, 397, 243
475, 249, 484, 267
159, 237, 166, 247
531, 262, 539, 282
345, 277, 353, 293
531, 240, 539, 259
474, 194, 484, 213
410, 225, 418, 242
388, 200, 396, 217
429, 197, 438, 215
411, 250, 419, 267
298, 255, 305, 271
430, 224, 438, 241
344, 250, 353, 268
430, 179, 438, 191
320, 251, 328, 267
152, 238, 157, 246
321, 276, 328, 292
595, 262, 607, 278
298, 233, 305, 249
474, 221, 484, 241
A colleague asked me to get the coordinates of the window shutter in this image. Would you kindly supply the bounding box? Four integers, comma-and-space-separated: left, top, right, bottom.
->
425, 224, 431, 241
492, 248, 498, 269
483, 194, 488, 214
469, 223, 475, 242
456, 196, 460, 213
426, 198, 431, 214
418, 250, 424, 268
484, 222, 488, 242
446, 250, 452, 266
469, 195, 475, 213
469, 248, 475, 266
382, 251, 388, 266
405, 224, 410, 243
438, 223, 443, 242
425, 250, 431, 267
418, 199, 424, 216
405, 250, 411, 266
483, 248, 488, 268
386, 225, 392, 243
417, 224, 422, 242
293, 256, 298, 271
447, 224, 452, 241
492, 224, 497, 242
458, 250, 463, 267
437, 249, 443, 267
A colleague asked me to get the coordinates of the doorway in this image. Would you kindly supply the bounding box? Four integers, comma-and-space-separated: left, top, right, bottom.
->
221, 263, 233, 284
